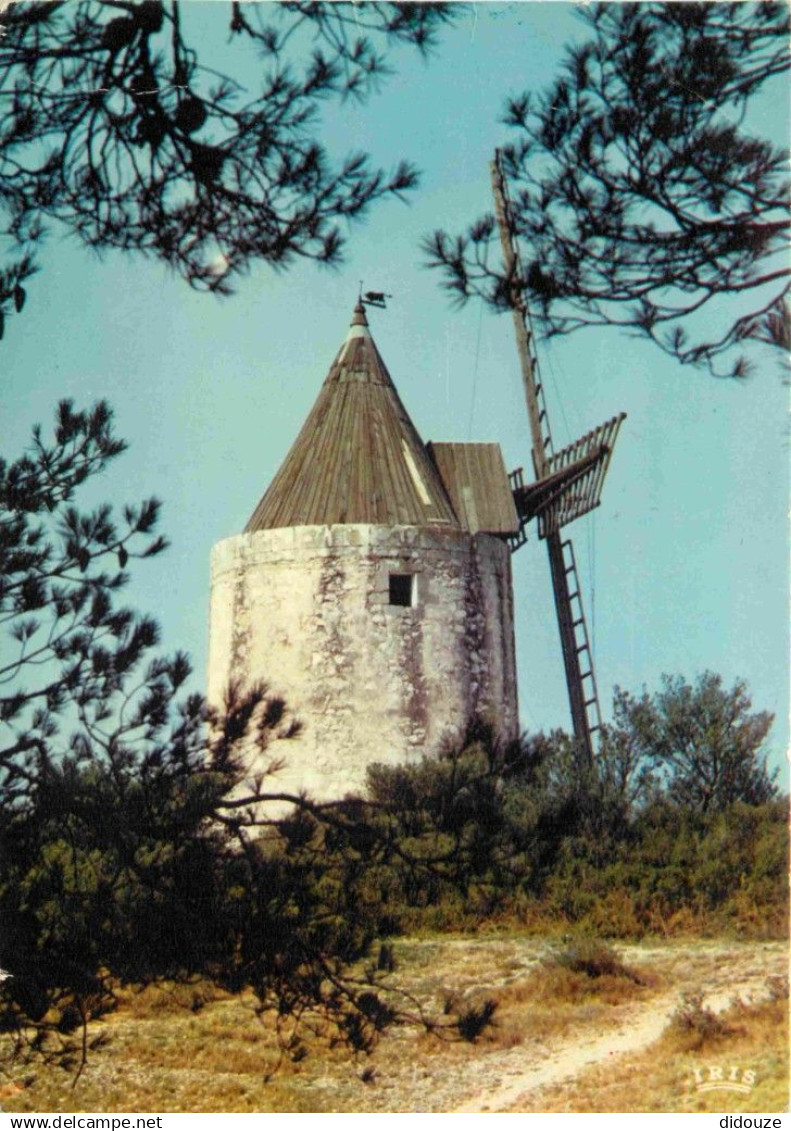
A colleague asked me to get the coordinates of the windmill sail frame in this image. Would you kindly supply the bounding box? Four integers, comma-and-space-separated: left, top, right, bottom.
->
512, 413, 626, 539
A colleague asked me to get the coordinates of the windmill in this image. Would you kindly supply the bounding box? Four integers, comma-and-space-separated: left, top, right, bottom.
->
209, 154, 625, 799
490, 150, 626, 762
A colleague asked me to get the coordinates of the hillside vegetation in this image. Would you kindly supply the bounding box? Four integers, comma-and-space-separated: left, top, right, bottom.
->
1, 404, 786, 1098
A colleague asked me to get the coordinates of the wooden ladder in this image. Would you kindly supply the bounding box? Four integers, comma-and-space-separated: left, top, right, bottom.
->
549, 535, 603, 753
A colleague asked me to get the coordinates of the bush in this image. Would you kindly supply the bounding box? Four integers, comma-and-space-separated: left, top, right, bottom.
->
456, 998, 498, 1042
670, 992, 739, 1051
545, 937, 641, 982
362, 732, 788, 940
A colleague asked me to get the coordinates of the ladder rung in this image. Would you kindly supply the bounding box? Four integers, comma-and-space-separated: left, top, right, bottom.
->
568, 590, 579, 602
572, 617, 585, 628
584, 697, 598, 707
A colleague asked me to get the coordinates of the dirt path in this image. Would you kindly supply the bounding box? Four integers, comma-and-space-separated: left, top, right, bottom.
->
450, 943, 786, 1114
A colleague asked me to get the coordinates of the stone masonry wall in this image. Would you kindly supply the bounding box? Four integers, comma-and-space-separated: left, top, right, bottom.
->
208, 524, 518, 800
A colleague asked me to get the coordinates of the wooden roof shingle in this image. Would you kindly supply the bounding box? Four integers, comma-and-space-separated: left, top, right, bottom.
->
245, 303, 460, 532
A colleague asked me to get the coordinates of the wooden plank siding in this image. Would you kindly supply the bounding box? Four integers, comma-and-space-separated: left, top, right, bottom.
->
427, 442, 520, 536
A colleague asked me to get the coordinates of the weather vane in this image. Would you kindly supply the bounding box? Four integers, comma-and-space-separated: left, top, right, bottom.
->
358, 284, 392, 310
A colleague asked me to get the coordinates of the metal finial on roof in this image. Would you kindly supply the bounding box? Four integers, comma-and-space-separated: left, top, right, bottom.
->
351, 299, 368, 327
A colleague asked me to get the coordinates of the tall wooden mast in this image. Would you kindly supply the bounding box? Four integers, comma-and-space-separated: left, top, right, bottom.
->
490, 150, 625, 761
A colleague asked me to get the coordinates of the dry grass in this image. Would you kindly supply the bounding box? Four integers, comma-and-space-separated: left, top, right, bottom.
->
0, 991, 346, 1113
482, 938, 657, 1049
0, 936, 548, 1114
505, 978, 790, 1113
119, 979, 230, 1019
514, 965, 649, 1008
0, 937, 786, 1114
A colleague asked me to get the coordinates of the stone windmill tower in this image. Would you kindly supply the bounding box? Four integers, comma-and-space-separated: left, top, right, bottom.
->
208, 300, 521, 800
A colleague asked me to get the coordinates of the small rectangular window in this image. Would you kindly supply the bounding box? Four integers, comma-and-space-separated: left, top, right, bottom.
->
389, 573, 414, 607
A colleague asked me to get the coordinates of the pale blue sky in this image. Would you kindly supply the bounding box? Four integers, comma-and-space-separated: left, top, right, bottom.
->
3, 2, 789, 783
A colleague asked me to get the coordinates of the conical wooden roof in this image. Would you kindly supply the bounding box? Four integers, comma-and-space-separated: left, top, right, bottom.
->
245, 302, 460, 531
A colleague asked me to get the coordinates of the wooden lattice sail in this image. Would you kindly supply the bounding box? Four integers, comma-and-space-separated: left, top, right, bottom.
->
512, 413, 625, 540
